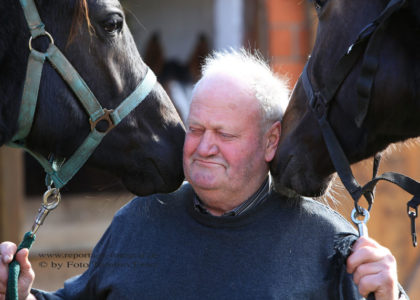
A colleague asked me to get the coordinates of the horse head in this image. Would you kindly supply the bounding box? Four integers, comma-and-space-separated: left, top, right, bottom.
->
271, 0, 420, 197
0, 0, 185, 196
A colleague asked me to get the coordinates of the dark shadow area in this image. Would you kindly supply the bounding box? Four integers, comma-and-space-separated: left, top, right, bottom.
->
25, 153, 125, 197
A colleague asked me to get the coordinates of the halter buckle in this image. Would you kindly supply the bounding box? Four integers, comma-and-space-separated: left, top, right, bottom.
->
89, 109, 115, 133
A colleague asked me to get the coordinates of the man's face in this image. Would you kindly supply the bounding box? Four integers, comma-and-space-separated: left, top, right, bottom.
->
183, 73, 270, 205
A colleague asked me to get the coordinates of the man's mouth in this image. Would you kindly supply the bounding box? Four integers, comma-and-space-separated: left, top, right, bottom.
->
194, 159, 224, 168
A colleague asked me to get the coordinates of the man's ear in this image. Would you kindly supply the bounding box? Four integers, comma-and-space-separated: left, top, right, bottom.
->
264, 121, 281, 163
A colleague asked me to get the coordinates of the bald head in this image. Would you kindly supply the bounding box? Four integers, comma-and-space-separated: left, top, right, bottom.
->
193, 49, 290, 130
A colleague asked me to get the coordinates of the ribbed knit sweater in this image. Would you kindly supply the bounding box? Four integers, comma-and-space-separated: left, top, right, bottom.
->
33, 183, 366, 299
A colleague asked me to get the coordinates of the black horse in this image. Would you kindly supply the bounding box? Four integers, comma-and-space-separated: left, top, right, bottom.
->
0, 0, 186, 196
271, 0, 420, 197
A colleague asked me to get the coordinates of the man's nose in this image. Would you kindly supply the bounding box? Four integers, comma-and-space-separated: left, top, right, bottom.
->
197, 131, 219, 156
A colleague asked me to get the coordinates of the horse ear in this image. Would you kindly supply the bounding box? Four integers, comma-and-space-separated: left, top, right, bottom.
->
143, 32, 165, 76
188, 33, 211, 82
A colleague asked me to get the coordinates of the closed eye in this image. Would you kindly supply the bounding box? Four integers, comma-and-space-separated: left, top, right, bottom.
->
218, 132, 236, 140
188, 127, 204, 135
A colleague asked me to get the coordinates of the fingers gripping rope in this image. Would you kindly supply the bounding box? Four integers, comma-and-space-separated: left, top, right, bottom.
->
6, 232, 35, 300
6, 187, 60, 300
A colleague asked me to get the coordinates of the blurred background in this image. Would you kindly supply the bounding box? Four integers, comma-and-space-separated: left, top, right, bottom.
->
1, 0, 419, 297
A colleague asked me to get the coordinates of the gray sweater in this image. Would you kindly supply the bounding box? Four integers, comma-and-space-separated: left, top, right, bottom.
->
33, 183, 367, 299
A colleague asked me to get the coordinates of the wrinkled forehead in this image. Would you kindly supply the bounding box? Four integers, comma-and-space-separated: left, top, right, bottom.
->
192, 72, 255, 103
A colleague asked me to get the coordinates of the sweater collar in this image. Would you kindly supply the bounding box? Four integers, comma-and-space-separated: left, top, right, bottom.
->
193, 176, 271, 217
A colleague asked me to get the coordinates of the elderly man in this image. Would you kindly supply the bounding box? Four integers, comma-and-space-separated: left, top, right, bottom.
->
0, 49, 405, 299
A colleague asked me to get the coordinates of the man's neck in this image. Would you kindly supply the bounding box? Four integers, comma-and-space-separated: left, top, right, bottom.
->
194, 176, 270, 217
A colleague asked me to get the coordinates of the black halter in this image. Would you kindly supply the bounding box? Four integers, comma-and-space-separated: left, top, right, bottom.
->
301, 0, 420, 246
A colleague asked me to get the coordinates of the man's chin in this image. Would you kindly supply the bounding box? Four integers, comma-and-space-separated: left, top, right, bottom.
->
187, 175, 220, 192
189, 180, 218, 191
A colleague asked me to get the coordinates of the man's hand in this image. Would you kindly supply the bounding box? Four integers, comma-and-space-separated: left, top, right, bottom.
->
0, 242, 36, 300
347, 237, 399, 300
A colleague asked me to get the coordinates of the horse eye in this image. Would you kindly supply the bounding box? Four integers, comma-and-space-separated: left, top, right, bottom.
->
314, 0, 327, 11
103, 16, 123, 34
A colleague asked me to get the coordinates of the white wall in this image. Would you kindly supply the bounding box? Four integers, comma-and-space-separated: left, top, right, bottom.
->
123, 0, 244, 62
124, 0, 214, 63
214, 0, 244, 50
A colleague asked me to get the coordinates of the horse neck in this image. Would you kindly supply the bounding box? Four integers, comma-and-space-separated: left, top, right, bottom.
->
365, 5, 420, 139
0, 2, 30, 145
0, 1, 74, 148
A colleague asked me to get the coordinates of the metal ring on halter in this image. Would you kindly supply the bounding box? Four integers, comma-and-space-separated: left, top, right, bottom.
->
29, 31, 54, 52
351, 207, 370, 225
42, 187, 61, 210
89, 109, 116, 133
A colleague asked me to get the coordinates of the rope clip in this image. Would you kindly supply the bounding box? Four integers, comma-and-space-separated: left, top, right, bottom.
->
407, 198, 419, 247
30, 186, 61, 236
351, 207, 370, 237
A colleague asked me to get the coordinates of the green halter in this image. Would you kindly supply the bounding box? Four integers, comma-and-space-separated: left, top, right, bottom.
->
8, 0, 157, 189
6, 2, 157, 299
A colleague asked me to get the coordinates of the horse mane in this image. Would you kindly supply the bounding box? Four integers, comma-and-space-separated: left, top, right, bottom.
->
67, 0, 94, 46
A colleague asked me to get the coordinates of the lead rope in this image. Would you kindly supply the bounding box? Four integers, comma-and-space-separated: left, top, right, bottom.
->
6, 187, 61, 300
6, 233, 36, 300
